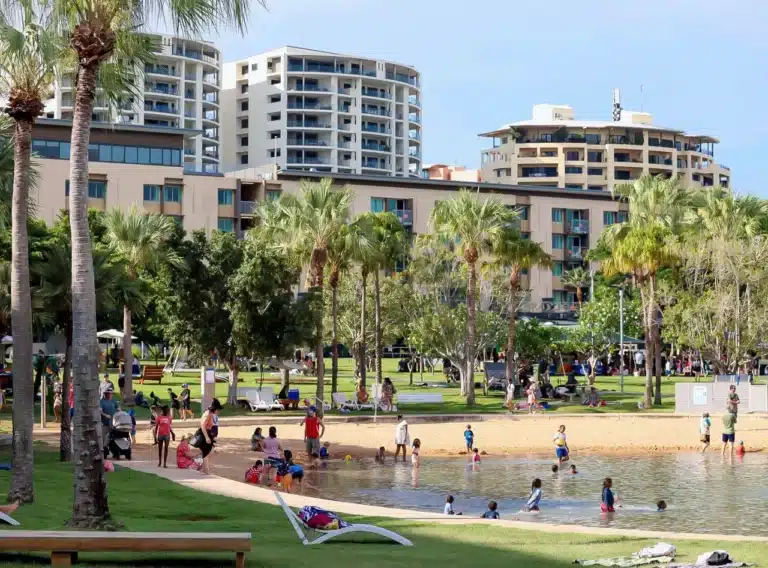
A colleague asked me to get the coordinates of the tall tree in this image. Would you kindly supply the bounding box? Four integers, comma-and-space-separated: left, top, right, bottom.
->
560, 266, 591, 309
490, 229, 550, 391
103, 206, 179, 405
0, 5, 62, 503
50, 0, 254, 528
430, 189, 514, 405
258, 178, 353, 414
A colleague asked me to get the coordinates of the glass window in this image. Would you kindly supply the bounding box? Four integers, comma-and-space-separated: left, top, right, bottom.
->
88, 144, 99, 161
565, 166, 582, 174
266, 190, 281, 202
143, 184, 160, 201
618, 212, 628, 223
518, 206, 529, 221
150, 148, 163, 165
552, 234, 564, 249
112, 145, 124, 162
125, 146, 138, 164
65, 180, 69, 196
137, 147, 150, 164
587, 151, 602, 162
552, 261, 563, 277
32, 140, 46, 155
565, 184, 583, 189
587, 168, 603, 176
603, 211, 614, 226
218, 189, 234, 205
59, 142, 71, 159
552, 208, 563, 223
164, 185, 182, 202
163, 149, 172, 165
98, 144, 112, 162
585, 134, 601, 145
566, 151, 580, 161
240, 153, 248, 165
371, 197, 385, 213
217, 218, 234, 232
87, 180, 106, 199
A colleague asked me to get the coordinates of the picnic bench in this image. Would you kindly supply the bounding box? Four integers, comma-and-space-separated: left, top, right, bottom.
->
139, 365, 164, 385
0, 531, 252, 566
397, 393, 444, 405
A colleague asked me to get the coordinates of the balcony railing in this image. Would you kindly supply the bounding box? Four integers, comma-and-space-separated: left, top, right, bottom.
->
362, 162, 388, 169
409, 131, 421, 140
395, 209, 413, 226
203, 93, 218, 104
286, 121, 331, 128
362, 89, 390, 99
287, 157, 329, 165
408, 95, 421, 106
287, 102, 332, 110
386, 72, 419, 87
183, 148, 195, 156
145, 66, 178, 77
239, 200, 256, 215
648, 156, 673, 166
144, 103, 176, 113
362, 124, 391, 134
292, 84, 330, 92
408, 114, 421, 124
286, 139, 329, 147
566, 247, 588, 260
362, 107, 389, 116
338, 141, 351, 149
337, 88, 351, 95
203, 150, 219, 159
184, 91, 195, 99
338, 105, 352, 113
338, 123, 351, 131
362, 142, 390, 152
567, 219, 589, 234
145, 85, 178, 95
338, 159, 353, 167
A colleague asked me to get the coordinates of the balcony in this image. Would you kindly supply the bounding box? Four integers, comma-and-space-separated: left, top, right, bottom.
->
362, 162, 388, 170
184, 91, 195, 100
287, 157, 329, 165
286, 120, 331, 128
567, 219, 589, 234
145, 65, 178, 77
338, 159, 353, 167
386, 72, 419, 87
614, 171, 637, 181
408, 114, 421, 124
145, 85, 178, 96
409, 131, 421, 141
174, 48, 218, 66
408, 95, 421, 107
287, 102, 333, 110
144, 102, 176, 114
362, 141, 390, 152
291, 84, 330, 92
286, 139, 329, 147
362, 88, 390, 99
184, 148, 195, 156
338, 105, 352, 113
566, 247, 587, 261
395, 209, 413, 227
337, 88, 351, 95
362, 107, 389, 117
202, 150, 219, 159
609, 135, 644, 146
362, 124, 391, 134
239, 200, 256, 216
203, 93, 219, 104
521, 167, 558, 178
648, 155, 673, 166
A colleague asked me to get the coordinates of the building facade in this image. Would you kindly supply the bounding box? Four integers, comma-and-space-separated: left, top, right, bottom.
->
480, 104, 730, 192
31, 120, 237, 233
220, 46, 422, 177
421, 164, 482, 182
228, 167, 628, 316
48, 35, 222, 174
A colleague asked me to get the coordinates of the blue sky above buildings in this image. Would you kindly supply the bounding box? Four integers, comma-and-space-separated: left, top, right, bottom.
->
213, 0, 768, 195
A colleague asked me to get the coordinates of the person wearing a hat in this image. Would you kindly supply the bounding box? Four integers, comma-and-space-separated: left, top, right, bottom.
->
300, 406, 325, 457
700, 411, 711, 453
180, 383, 193, 420
99, 373, 114, 400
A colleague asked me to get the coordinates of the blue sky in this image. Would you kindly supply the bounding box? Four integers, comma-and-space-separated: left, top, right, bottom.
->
212, 0, 768, 196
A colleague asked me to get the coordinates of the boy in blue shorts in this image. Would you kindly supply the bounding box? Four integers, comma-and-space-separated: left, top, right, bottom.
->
464, 425, 474, 453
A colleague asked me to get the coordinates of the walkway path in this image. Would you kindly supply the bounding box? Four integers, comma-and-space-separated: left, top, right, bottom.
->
118, 458, 768, 543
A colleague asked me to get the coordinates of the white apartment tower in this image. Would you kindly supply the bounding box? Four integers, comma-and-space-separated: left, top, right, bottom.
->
220, 47, 422, 176
48, 35, 222, 174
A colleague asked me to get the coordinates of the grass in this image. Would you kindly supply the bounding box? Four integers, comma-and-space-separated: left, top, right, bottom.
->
3, 358, 690, 424
0, 450, 766, 567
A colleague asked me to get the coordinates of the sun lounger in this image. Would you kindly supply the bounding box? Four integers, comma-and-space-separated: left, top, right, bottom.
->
332, 392, 373, 411
237, 387, 283, 412
274, 492, 412, 546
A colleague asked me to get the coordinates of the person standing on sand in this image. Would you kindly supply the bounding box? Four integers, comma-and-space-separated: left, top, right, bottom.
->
394, 415, 410, 462
300, 406, 325, 457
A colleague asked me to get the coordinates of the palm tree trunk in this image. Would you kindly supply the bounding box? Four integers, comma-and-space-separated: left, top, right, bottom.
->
8, 118, 34, 503
60, 323, 73, 462
280, 368, 290, 394
374, 270, 383, 385
309, 250, 326, 415
465, 257, 478, 406
505, 271, 520, 395
122, 305, 134, 406
651, 277, 662, 405
330, 279, 339, 394
639, 283, 653, 408
68, 63, 111, 527
358, 269, 368, 389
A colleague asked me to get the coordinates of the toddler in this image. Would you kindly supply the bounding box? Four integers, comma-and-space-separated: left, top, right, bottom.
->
319, 441, 330, 460
245, 460, 263, 484
568, 464, 578, 474
472, 448, 481, 464
375, 446, 386, 463
481, 500, 500, 519
411, 438, 421, 468
251, 427, 264, 451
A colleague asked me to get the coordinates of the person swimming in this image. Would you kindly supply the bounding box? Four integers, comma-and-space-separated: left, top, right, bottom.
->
657, 500, 667, 512
568, 464, 578, 474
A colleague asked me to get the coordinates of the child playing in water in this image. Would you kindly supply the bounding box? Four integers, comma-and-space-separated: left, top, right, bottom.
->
482, 500, 500, 519
464, 425, 474, 453
601, 477, 615, 513
319, 441, 330, 460
472, 448, 481, 464
553, 424, 569, 464
524, 478, 543, 512
699, 411, 711, 453
551, 464, 559, 473
527, 382, 538, 414
736, 441, 746, 456
375, 446, 386, 463
411, 438, 421, 468
569, 464, 578, 474
656, 500, 667, 512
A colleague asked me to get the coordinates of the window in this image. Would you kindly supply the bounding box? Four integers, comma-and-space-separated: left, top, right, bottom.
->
587, 151, 603, 163
218, 189, 234, 205
565, 166, 582, 174
266, 190, 282, 202
692, 174, 701, 181
241, 118, 249, 129
371, 197, 385, 213
240, 101, 249, 112
32, 140, 181, 167
517, 206, 529, 221
241, 64, 248, 75
164, 185, 182, 202
552, 261, 564, 277
240, 84, 248, 94
240, 136, 248, 146
587, 168, 603, 176
65, 180, 69, 196
143, 184, 161, 201
500, 137, 508, 144
603, 211, 615, 225
269, 95, 281, 103
520, 232, 530, 240
565, 184, 582, 189
251, 63, 258, 71
87, 180, 106, 199
240, 153, 248, 165
552, 234, 564, 249
552, 208, 563, 223
217, 218, 234, 233
566, 151, 580, 161
585, 134, 601, 145
588, 185, 604, 190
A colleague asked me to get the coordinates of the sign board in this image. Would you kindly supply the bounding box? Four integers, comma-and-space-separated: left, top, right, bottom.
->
205, 369, 215, 384
692, 385, 708, 406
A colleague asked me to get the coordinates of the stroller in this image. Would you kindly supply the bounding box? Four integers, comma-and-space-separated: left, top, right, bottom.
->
104, 410, 133, 460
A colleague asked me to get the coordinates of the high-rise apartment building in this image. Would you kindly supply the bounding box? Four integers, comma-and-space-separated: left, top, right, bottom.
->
220, 47, 422, 176
48, 35, 222, 174
480, 104, 730, 191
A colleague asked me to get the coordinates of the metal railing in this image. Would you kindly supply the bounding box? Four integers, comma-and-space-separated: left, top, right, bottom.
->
287, 103, 332, 110
286, 121, 331, 128
145, 85, 178, 95
286, 139, 329, 147
362, 89, 390, 99
362, 108, 389, 116
239, 200, 256, 215
292, 84, 330, 92
567, 219, 589, 234
287, 157, 329, 165
145, 66, 178, 77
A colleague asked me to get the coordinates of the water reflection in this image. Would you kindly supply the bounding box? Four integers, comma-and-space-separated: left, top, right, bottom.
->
310, 453, 765, 535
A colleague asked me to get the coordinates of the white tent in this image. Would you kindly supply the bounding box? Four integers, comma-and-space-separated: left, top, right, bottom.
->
97, 329, 137, 341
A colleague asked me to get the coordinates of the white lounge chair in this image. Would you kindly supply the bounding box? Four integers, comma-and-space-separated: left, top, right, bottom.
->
237, 387, 283, 412
274, 492, 412, 546
332, 392, 373, 411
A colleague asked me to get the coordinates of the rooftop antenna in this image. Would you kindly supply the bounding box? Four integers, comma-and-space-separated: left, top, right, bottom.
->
612, 88, 622, 121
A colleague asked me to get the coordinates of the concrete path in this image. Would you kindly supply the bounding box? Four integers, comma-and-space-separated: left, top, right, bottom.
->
118, 459, 768, 543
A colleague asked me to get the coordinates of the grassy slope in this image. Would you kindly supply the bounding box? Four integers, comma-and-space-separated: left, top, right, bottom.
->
0, 451, 765, 567
3, 357, 686, 424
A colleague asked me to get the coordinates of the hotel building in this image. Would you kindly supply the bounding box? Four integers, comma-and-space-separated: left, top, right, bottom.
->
220, 47, 422, 177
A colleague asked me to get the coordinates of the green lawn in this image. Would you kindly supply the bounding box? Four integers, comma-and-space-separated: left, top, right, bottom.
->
3, 358, 692, 424
0, 450, 766, 567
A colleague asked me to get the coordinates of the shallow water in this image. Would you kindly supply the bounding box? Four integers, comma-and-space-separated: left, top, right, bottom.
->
310, 452, 766, 535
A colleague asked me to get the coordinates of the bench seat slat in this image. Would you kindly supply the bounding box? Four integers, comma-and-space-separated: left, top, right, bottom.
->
0, 532, 251, 553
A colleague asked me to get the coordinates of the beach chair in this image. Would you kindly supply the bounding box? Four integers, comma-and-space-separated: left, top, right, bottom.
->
274, 492, 412, 546
332, 392, 373, 411
238, 387, 283, 412
258, 390, 284, 411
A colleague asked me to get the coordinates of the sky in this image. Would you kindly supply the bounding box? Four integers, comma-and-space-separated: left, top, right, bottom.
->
210, 0, 768, 196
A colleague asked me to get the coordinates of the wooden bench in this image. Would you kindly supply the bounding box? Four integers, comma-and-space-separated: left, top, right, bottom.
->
0, 531, 251, 566
140, 365, 164, 385
397, 393, 444, 405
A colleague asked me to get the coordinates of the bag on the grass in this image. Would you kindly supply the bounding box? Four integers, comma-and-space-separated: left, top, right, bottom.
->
298, 506, 350, 530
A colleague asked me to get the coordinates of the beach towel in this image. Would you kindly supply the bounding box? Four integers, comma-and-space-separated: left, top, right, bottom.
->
298, 506, 350, 531
575, 557, 673, 567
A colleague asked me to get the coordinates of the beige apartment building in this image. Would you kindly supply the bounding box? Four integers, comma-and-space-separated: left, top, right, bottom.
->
31, 119, 237, 232
480, 104, 730, 192
228, 167, 628, 315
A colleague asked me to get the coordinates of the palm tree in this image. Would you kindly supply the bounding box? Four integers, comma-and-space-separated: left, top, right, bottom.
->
44, 0, 255, 529
103, 206, 179, 406
368, 212, 408, 385
560, 267, 591, 309
491, 229, 550, 391
258, 178, 353, 413
600, 175, 690, 407
430, 189, 514, 405
0, 5, 62, 503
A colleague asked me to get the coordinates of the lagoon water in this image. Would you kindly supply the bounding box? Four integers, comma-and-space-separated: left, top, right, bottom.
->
312, 452, 766, 535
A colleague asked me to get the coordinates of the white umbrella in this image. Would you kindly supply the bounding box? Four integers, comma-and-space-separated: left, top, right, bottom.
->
266, 358, 302, 370
97, 329, 137, 340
